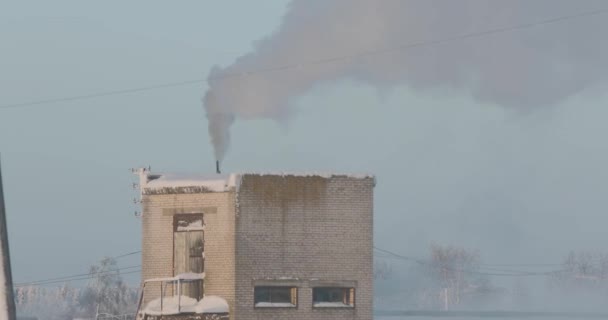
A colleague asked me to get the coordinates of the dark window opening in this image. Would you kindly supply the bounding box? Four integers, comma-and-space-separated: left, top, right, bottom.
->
254, 286, 297, 308
174, 214, 204, 232
173, 214, 204, 300
313, 287, 355, 308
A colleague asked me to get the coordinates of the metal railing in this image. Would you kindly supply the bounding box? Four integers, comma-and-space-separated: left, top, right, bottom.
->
135, 276, 204, 317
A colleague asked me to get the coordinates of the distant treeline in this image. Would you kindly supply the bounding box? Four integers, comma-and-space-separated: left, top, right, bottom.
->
16, 257, 139, 320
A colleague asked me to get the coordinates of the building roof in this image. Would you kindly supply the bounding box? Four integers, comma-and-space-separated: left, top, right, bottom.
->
145, 173, 237, 192
138, 170, 374, 195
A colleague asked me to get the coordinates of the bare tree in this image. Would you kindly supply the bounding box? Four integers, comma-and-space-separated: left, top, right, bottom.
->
77, 257, 136, 318
427, 244, 481, 308
374, 260, 393, 281
553, 251, 608, 293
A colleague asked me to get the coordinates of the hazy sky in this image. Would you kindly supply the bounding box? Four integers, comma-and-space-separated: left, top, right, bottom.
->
1, 0, 607, 289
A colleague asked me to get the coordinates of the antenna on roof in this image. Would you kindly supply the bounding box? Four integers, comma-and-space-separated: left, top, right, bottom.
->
216, 160, 221, 174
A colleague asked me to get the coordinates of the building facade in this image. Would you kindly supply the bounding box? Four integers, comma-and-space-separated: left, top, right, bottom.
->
138, 171, 375, 320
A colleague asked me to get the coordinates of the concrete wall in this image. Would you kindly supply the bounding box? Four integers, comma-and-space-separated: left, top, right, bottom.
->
141, 191, 236, 314
234, 175, 374, 320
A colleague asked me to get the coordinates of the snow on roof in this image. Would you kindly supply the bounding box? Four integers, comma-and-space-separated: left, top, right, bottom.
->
145, 173, 235, 191
143, 295, 229, 316
143, 296, 195, 316
241, 172, 374, 179
139, 172, 239, 195
139, 170, 374, 195
195, 295, 230, 313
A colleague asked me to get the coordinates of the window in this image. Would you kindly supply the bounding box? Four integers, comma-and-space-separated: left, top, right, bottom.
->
174, 214, 204, 232
254, 286, 297, 308
313, 287, 355, 308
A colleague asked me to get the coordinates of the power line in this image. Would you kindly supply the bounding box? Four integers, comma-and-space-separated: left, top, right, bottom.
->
477, 265, 555, 275
376, 247, 560, 268
114, 251, 141, 259
374, 246, 425, 264
373, 246, 563, 277
480, 262, 561, 267
14, 265, 141, 287
1, 7, 606, 111
14, 250, 142, 287
0, 79, 204, 110
14, 270, 142, 288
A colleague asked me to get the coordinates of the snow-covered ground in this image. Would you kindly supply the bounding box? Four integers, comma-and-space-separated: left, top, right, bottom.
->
375, 317, 588, 320
376, 318, 520, 320
374, 313, 608, 320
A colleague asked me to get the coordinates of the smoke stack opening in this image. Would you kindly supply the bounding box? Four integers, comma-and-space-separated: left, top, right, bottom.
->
216, 160, 221, 174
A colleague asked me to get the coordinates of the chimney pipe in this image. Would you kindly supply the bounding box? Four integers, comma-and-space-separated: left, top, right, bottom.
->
216, 160, 221, 174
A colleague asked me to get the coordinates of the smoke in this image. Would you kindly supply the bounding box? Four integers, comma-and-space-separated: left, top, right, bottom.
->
203, 0, 608, 161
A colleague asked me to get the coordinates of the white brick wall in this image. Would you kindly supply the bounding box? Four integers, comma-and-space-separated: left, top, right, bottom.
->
141, 174, 374, 320
141, 192, 236, 315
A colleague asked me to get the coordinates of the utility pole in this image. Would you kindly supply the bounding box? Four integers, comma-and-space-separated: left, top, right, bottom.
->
0, 155, 17, 320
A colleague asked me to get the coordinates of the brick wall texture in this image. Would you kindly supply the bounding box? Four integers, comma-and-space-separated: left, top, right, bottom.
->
141, 174, 374, 320
141, 192, 236, 314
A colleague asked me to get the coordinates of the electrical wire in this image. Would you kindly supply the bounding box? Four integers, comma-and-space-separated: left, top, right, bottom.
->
14, 250, 142, 287
0, 79, 204, 110
479, 263, 562, 267
14, 270, 142, 288
114, 251, 141, 259
374, 246, 564, 277
14, 266, 141, 287
1, 7, 606, 110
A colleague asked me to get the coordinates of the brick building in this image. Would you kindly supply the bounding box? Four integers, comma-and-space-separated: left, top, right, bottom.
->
137, 170, 375, 320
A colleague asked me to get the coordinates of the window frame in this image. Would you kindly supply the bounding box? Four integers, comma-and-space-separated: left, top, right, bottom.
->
312, 287, 356, 309
173, 214, 204, 232
253, 286, 298, 309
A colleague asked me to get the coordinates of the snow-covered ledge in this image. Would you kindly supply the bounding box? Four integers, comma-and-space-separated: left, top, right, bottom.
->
137, 169, 375, 195
143, 295, 229, 316
140, 172, 240, 195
